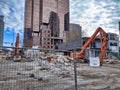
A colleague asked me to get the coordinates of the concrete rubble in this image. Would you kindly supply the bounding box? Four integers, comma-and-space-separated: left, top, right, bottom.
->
30, 55, 73, 79
0, 53, 120, 90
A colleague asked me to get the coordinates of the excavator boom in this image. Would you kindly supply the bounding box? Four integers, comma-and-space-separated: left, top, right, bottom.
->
14, 33, 20, 55
70, 27, 108, 65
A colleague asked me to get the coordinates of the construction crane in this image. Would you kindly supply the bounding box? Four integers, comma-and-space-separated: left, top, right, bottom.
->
14, 33, 20, 55
70, 27, 108, 65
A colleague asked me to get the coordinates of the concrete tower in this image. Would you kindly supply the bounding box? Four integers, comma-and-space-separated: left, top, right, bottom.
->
0, 16, 4, 46
24, 0, 69, 49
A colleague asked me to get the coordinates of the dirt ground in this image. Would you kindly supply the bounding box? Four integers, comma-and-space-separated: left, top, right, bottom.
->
0, 60, 120, 90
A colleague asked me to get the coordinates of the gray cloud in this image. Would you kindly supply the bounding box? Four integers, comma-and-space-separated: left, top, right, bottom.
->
0, 0, 25, 34
70, 0, 120, 36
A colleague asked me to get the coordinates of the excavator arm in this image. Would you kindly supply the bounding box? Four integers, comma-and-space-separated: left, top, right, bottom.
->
70, 27, 108, 65
14, 33, 20, 55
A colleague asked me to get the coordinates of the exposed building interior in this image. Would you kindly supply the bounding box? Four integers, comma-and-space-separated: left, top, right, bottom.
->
24, 0, 69, 49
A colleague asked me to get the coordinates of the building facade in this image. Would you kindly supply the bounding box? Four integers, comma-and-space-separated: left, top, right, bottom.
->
107, 33, 119, 59
58, 38, 82, 51
0, 16, 4, 46
82, 33, 119, 59
63, 23, 82, 42
24, 0, 69, 49
58, 24, 82, 50
107, 33, 119, 52
81, 37, 101, 58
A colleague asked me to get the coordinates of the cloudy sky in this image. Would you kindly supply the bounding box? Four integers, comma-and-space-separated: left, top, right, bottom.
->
0, 0, 120, 46
70, 0, 120, 36
0, 0, 24, 46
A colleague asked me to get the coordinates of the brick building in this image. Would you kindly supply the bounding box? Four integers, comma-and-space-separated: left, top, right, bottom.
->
24, 0, 69, 49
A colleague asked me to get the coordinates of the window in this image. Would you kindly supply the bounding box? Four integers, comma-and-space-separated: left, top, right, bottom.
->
110, 35, 116, 40
95, 51, 100, 57
110, 43, 113, 46
83, 41, 85, 45
48, 31, 50, 33
114, 43, 117, 46
91, 42, 96, 48
48, 35, 50, 37
110, 42, 117, 46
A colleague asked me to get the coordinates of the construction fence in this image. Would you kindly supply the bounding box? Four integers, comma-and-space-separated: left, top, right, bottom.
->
0, 46, 78, 90
0, 46, 120, 90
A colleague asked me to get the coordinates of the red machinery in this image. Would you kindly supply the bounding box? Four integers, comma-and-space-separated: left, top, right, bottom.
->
70, 27, 108, 65
14, 33, 20, 55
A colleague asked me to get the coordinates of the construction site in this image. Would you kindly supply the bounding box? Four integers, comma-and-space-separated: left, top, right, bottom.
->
0, 26, 120, 90
0, 0, 120, 90
0, 46, 120, 90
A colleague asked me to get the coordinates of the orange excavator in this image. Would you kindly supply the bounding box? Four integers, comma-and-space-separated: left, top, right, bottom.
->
70, 27, 108, 65
13, 33, 22, 61
14, 33, 20, 55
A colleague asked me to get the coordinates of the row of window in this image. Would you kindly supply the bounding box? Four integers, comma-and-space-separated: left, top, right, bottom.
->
110, 42, 117, 46
44, 38, 50, 41
43, 31, 51, 37
43, 30, 50, 33
108, 35, 118, 40
44, 42, 50, 45
43, 46, 53, 49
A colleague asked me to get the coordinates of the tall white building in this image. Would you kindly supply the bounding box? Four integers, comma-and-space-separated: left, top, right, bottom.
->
82, 33, 119, 59
107, 33, 119, 53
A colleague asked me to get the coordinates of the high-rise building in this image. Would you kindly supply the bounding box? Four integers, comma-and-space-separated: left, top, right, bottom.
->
0, 16, 4, 46
24, 0, 69, 49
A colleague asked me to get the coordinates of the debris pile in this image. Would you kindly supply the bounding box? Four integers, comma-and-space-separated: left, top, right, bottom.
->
17, 55, 74, 80
104, 59, 120, 64
16, 52, 120, 79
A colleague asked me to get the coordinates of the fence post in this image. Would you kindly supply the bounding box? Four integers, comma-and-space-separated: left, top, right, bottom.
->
73, 49, 78, 90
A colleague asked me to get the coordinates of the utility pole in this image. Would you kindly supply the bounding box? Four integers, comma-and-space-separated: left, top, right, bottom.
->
73, 49, 78, 90
13, 29, 14, 47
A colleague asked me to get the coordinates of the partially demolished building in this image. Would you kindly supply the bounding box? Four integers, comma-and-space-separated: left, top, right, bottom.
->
24, 0, 69, 49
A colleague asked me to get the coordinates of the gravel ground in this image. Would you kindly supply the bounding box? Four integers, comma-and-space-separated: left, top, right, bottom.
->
0, 60, 120, 90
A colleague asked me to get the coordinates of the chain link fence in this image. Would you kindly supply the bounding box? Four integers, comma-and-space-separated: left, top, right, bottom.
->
0, 46, 78, 90
0, 46, 120, 90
